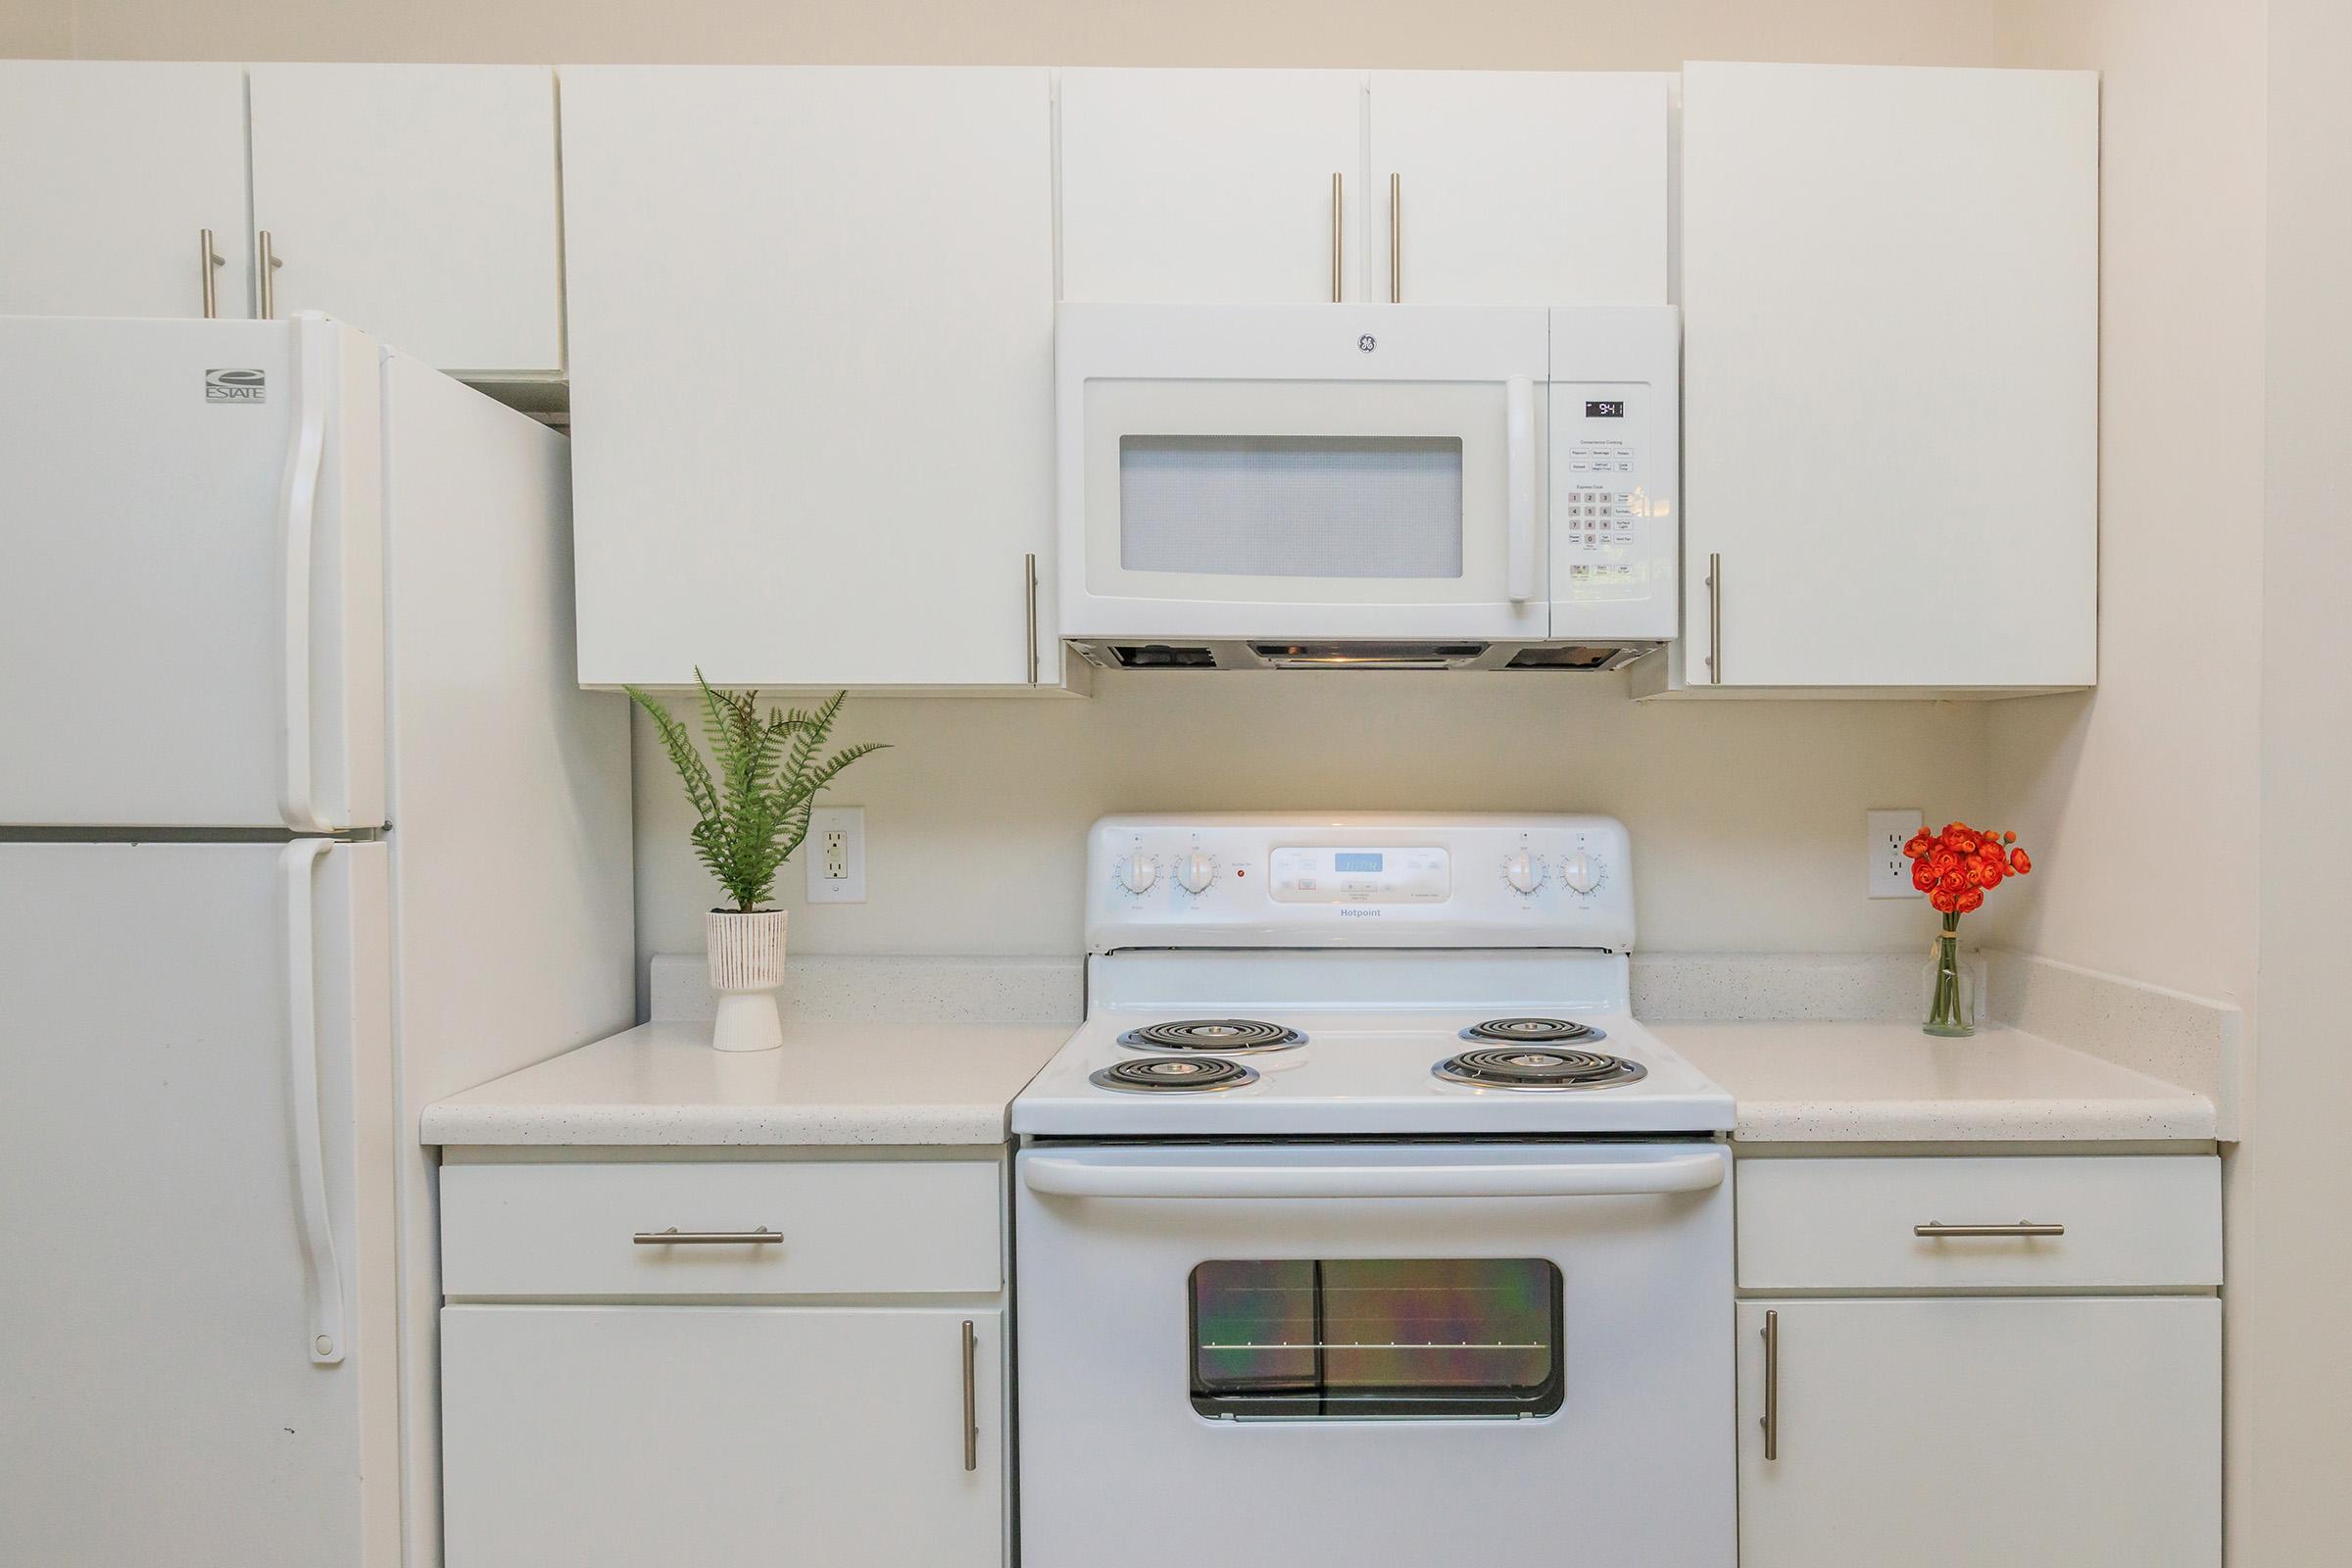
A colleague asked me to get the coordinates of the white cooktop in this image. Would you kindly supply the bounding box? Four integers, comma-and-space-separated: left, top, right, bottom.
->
1012, 1002, 1735, 1137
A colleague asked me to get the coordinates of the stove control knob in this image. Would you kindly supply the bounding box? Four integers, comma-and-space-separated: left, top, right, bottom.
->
1177, 851, 1216, 895
1559, 852, 1600, 895
1504, 850, 1543, 895
1116, 851, 1159, 895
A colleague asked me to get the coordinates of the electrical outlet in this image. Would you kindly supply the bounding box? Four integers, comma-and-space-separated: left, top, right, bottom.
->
806, 807, 866, 904
1868, 809, 1925, 899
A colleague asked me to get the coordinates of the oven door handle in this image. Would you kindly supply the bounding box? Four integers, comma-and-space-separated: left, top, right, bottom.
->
1019, 1150, 1726, 1200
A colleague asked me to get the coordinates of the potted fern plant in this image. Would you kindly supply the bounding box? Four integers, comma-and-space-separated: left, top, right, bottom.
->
627, 674, 885, 1052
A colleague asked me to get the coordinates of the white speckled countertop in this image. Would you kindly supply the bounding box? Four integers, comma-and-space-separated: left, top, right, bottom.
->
421, 1020, 1072, 1148
1653, 1021, 2218, 1144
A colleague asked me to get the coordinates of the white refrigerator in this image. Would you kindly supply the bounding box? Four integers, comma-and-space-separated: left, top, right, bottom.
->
0, 315, 635, 1567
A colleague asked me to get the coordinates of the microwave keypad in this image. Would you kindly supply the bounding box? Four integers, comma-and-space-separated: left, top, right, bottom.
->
1563, 443, 1642, 590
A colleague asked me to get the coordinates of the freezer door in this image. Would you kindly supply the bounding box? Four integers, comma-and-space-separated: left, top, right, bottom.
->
0, 316, 385, 828
0, 841, 400, 1568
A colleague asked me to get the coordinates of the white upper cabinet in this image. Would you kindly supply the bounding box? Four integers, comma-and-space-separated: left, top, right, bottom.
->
1366, 72, 1670, 305
1655, 62, 2098, 694
1058, 70, 1364, 303
248, 65, 564, 376
563, 67, 1063, 689
0, 62, 254, 318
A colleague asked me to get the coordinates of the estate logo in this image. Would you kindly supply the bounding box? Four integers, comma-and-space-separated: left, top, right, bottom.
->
205, 368, 267, 403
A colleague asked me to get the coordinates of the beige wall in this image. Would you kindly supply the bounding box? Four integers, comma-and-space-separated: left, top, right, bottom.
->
1, 0, 70, 55
2247, 1, 2352, 1561
59, 0, 2034, 69
633, 674, 1987, 960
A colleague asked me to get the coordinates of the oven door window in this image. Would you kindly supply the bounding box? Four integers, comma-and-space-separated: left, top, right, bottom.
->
1190, 1258, 1563, 1420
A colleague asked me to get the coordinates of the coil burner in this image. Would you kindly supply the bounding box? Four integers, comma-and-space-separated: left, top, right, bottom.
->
1090, 1056, 1260, 1094
1433, 1047, 1646, 1092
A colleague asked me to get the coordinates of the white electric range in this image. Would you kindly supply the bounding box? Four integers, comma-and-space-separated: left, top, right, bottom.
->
1012, 814, 1738, 1568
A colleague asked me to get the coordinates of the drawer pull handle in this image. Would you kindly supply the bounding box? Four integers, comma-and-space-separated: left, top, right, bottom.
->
960, 1320, 979, 1472
1760, 1309, 1779, 1461
631, 1227, 783, 1246
1914, 1220, 2066, 1238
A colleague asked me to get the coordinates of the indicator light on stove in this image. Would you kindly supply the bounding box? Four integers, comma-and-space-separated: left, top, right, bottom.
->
1177, 851, 1216, 895
1503, 850, 1543, 895
1115, 850, 1159, 895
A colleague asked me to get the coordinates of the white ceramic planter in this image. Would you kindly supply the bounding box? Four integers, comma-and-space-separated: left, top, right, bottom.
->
705, 908, 788, 1053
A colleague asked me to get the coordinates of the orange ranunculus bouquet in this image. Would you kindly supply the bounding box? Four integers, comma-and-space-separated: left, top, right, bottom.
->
1903, 821, 2034, 1037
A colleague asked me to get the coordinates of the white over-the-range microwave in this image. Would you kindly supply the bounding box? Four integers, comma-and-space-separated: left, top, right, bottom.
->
1055, 302, 1678, 671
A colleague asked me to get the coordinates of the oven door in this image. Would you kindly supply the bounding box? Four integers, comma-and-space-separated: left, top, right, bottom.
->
1013, 1141, 1735, 1568
1055, 304, 1551, 642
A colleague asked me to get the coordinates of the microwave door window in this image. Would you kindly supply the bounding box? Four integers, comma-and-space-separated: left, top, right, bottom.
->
1118, 435, 1465, 579
1190, 1257, 1564, 1420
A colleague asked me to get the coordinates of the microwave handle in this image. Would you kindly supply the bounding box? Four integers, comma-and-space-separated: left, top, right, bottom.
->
1506, 375, 1538, 602
1021, 1150, 1726, 1200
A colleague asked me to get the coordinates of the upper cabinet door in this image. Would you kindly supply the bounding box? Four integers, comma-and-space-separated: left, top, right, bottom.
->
0, 62, 253, 318
249, 65, 564, 376
1367, 73, 1670, 305
1677, 63, 2097, 690
1059, 69, 1364, 303
562, 67, 1057, 688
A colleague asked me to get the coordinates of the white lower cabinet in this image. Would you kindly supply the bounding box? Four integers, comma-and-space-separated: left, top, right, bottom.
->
1734, 1153, 2222, 1567
1737, 1298, 2220, 1567
438, 1154, 1008, 1565
442, 1303, 1003, 1566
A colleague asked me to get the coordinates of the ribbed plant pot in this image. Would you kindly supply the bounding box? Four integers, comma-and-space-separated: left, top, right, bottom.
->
706, 908, 788, 1053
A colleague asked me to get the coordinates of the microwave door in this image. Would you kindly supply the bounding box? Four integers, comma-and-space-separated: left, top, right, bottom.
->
1064, 376, 1548, 643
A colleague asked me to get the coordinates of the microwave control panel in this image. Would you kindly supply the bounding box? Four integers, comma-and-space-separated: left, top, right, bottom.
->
1548, 306, 1680, 638
1554, 385, 1657, 600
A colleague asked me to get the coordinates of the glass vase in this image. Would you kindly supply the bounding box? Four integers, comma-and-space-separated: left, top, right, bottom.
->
1923, 922, 1974, 1038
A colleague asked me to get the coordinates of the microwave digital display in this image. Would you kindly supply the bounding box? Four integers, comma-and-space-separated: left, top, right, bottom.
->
1586, 400, 1626, 417
1333, 852, 1385, 872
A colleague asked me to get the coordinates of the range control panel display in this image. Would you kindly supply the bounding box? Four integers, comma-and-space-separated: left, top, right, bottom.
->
1270, 847, 1450, 904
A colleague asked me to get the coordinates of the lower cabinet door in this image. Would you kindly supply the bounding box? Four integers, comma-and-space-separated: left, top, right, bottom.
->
442, 1304, 1003, 1566
1738, 1298, 2219, 1568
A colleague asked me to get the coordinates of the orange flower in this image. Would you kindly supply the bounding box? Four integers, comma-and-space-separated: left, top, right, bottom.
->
2010, 848, 2032, 875
1958, 887, 1984, 913
1928, 848, 1960, 878
1903, 831, 1936, 859
1939, 869, 1969, 896
1930, 887, 1961, 914
1972, 854, 2005, 888
1942, 826, 1980, 854
2003, 831, 2018, 844
1912, 858, 1938, 893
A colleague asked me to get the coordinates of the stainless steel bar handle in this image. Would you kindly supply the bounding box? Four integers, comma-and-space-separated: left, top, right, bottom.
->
1706, 553, 1723, 684
1024, 552, 1040, 686
199, 228, 224, 318
1389, 172, 1401, 303
1330, 172, 1344, 303
258, 229, 283, 318
630, 1227, 782, 1246
1760, 1309, 1780, 1460
1915, 1220, 2066, 1238
960, 1320, 979, 1472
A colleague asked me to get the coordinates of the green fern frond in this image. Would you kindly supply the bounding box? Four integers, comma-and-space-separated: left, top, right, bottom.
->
637, 673, 886, 913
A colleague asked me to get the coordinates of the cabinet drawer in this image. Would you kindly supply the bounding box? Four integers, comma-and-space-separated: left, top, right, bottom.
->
441, 1158, 1002, 1298
1737, 1155, 2220, 1291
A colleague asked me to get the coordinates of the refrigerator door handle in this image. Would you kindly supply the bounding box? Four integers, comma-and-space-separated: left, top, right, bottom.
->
277, 314, 334, 834
280, 839, 347, 1366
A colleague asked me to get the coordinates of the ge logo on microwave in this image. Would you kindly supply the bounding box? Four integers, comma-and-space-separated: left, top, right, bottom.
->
1357, 335, 1376, 353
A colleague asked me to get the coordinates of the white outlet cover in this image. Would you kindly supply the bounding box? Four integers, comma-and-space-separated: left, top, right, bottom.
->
806, 806, 866, 904
1868, 808, 1925, 899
